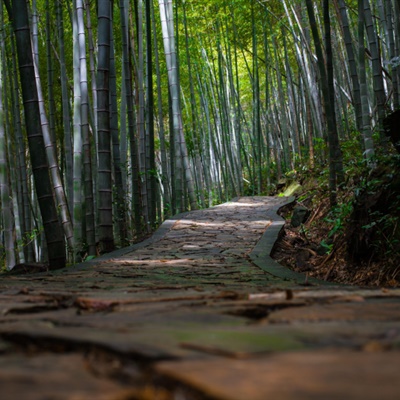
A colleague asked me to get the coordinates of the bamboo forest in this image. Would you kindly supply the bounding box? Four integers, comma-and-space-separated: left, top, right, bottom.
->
1, 0, 400, 283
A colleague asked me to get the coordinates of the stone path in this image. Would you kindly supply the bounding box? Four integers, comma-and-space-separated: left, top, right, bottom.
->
0, 196, 400, 399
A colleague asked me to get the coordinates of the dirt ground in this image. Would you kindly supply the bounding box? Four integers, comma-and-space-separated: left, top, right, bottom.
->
272, 196, 400, 288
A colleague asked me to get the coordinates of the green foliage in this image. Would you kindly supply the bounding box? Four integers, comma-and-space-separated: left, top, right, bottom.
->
355, 153, 400, 264
313, 137, 327, 153
341, 132, 364, 173
17, 228, 42, 251
324, 201, 353, 238
362, 210, 400, 264
319, 239, 333, 254
201, 188, 224, 207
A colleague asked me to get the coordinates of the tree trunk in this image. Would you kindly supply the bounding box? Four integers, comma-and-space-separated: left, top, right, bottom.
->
151, 0, 171, 215
146, 0, 157, 226
385, 0, 399, 109
363, 0, 387, 139
56, 0, 73, 212
32, 0, 74, 253
337, 0, 363, 132
110, 23, 128, 246
10, 34, 35, 262
136, 0, 150, 229
77, 0, 96, 256
120, 0, 141, 235
9, 0, 66, 269
324, 0, 344, 184
159, 0, 197, 212
358, 0, 375, 160
0, 13, 16, 269
305, 0, 343, 206
97, 0, 115, 253
72, 0, 83, 257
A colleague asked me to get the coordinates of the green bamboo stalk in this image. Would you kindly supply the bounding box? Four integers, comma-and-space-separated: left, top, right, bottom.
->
77, 0, 96, 256
363, 0, 387, 139
97, 0, 115, 253
31, 0, 74, 253
358, 0, 375, 160
120, 0, 141, 235
145, 0, 157, 224
151, 0, 171, 215
0, 4, 16, 269
56, 0, 73, 211
110, 25, 128, 246
72, 0, 83, 254
9, 0, 66, 269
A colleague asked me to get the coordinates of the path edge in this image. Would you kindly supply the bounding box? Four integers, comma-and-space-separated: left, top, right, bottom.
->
249, 196, 332, 286
69, 198, 244, 271
66, 210, 192, 271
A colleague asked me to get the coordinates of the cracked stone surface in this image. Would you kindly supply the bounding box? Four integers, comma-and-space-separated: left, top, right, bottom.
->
0, 196, 399, 399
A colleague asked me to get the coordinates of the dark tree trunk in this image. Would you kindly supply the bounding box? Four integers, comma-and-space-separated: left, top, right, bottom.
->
97, 0, 115, 253
8, 0, 66, 269
305, 0, 344, 206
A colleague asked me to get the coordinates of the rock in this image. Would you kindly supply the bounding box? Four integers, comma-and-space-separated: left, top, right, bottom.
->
282, 182, 302, 197
291, 206, 310, 228
9, 263, 49, 274
276, 179, 287, 191
296, 250, 311, 270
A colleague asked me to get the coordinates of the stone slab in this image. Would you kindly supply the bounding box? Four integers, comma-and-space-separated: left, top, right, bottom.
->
0, 353, 131, 400
157, 351, 400, 400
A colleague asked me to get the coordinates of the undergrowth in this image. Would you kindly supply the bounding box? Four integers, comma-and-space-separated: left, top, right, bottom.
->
274, 136, 400, 287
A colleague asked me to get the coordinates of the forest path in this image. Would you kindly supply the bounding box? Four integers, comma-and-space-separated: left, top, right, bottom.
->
1, 196, 400, 399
